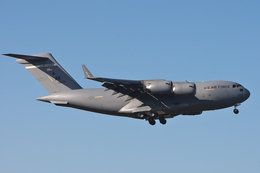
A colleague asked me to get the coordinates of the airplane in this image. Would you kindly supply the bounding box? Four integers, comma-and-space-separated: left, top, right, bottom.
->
3, 53, 250, 125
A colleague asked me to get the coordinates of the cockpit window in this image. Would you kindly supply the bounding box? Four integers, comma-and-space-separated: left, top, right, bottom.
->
233, 83, 243, 88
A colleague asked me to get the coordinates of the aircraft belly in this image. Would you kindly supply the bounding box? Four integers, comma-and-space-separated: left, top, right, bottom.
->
164, 97, 202, 113
119, 94, 202, 114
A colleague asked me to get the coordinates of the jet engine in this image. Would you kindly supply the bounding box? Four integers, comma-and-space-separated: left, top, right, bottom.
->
142, 80, 196, 95
172, 82, 196, 95
143, 80, 173, 94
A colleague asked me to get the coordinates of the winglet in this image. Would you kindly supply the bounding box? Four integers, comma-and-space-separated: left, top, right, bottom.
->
82, 65, 94, 79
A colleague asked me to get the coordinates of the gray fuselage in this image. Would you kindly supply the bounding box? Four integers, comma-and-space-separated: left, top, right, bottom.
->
37, 80, 250, 119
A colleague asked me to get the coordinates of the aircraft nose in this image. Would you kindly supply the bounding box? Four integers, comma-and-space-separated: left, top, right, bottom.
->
244, 88, 250, 100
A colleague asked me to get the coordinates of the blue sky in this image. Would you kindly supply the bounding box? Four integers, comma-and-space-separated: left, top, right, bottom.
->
1, 1, 259, 172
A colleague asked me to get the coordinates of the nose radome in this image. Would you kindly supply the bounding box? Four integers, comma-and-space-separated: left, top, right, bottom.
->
244, 88, 250, 100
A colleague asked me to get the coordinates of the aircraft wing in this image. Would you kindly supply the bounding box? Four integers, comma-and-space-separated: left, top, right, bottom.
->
81, 65, 173, 109
82, 65, 143, 86
82, 64, 146, 102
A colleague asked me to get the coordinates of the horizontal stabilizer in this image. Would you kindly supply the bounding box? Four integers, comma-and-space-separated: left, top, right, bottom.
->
3, 53, 48, 60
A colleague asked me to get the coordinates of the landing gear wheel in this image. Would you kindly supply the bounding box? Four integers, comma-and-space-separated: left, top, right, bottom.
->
159, 117, 167, 125
148, 118, 156, 125
234, 109, 239, 114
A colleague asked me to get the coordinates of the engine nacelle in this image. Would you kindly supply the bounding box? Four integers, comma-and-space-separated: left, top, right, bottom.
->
172, 82, 196, 96
143, 80, 173, 94
142, 80, 196, 95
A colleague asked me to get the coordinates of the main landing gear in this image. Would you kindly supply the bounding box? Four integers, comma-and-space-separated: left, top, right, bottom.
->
159, 117, 167, 125
148, 117, 167, 125
148, 118, 156, 125
148, 112, 158, 126
138, 112, 167, 125
150, 113, 167, 126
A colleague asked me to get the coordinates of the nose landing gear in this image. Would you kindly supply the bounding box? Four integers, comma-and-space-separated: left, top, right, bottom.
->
233, 103, 241, 114
233, 108, 239, 114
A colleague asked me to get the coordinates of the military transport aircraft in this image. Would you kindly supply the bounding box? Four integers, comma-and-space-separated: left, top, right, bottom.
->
4, 53, 250, 125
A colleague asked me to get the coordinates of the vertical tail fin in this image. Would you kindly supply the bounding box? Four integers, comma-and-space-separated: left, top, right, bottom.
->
4, 53, 82, 93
